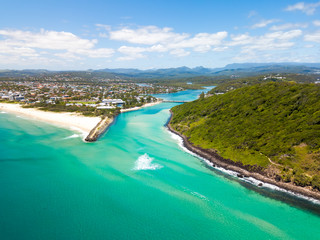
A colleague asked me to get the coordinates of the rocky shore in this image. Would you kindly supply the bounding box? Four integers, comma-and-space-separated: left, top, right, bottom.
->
85, 116, 114, 142
167, 111, 320, 202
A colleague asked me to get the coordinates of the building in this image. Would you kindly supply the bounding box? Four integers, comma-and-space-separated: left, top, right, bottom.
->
102, 99, 125, 108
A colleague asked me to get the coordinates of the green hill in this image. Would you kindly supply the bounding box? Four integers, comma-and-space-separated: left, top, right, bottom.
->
170, 82, 320, 189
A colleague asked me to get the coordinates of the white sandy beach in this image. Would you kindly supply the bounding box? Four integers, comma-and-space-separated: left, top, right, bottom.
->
120, 100, 163, 113
0, 103, 101, 134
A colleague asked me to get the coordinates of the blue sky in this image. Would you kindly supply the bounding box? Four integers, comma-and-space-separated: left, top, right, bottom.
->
0, 0, 320, 70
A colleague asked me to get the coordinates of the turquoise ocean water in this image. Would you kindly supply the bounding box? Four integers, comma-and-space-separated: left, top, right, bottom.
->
0, 88, 320, 240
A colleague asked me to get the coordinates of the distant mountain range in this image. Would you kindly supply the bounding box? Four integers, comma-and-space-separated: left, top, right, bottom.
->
92, 63, 320, 79
1, 63, 320, 79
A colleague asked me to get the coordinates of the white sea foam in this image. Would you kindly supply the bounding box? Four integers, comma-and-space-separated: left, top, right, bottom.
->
69, 126, 88, 141
191, 191, 208, 201
242, 177, 320, 204
63, 134, 81, 140
16, 115, 29, 120
133, 153, 163, 170
167, 130, 195, 156
167, 127, 320, 205
182, 187, 209, 201
0, 111, 7, 114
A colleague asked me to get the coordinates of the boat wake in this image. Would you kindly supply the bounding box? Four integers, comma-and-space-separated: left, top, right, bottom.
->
133, 153, 163, 170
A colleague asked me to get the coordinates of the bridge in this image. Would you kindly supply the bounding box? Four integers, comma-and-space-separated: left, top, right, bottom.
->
162, 100, 191, 103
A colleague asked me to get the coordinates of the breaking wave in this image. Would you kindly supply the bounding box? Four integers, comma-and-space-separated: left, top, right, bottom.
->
63, 134, 81, 140
133, 153, 163, 170
69, 126, 88, 141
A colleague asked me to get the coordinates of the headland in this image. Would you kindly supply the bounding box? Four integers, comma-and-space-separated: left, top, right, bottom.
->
167, 110, 320, 202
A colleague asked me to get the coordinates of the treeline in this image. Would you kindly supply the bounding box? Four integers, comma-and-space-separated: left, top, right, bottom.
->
23, 102, 119, 118
171, 82, 320, 190
209, 74, 319, 94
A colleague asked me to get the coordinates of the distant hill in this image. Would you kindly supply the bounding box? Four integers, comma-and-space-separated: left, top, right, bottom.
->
223, 62, 320, 69
1, 63, 320, 79
96, 63, 320, 78
0, 69, 52, 77
170, 82, 320, 190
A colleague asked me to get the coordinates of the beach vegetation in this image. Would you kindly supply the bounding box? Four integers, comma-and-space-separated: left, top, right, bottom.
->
170, 82, 320, 189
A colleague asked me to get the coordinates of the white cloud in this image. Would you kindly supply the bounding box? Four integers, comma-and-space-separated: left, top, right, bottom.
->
54, 52, 82, 61
313, 20, 320, 26
229, 30, 302, 53
170, 49, 190, 57
99, 33, 108, 38
304, 31, 320, 42
95, 24, 111, 31
110, 26, 228, 60
0, 29, 115, 61
251, 19, 278, 29
118, 46, 146, 55
0, 43, 39, 57
270, 23, 308, 31
117, 46, 146, 61
229, 34, 253, 46
110, 26, 188, 45
193, 45, 211, 53
72, 48, 115, 58
285, 1, 320, 15
213, 46, 229, 52
168, 32, 228, 51
265, 29, 302, 40
232, 51, 307, 63
0, 29, 96, 50
148, 44, 167, 52
117, 55, 143, 61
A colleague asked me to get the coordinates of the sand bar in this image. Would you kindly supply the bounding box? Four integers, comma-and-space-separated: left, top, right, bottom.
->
0, 103, 101, 134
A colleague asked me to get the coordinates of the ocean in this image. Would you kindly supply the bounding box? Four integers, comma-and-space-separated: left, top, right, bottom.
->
0, 88, 319, 239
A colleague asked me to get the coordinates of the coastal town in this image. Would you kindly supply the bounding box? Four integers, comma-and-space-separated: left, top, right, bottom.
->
0, 75, 186, 141
0, 74, 183, 117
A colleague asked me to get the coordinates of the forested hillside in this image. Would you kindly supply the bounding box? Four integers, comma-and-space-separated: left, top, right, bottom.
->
170, 82, 320, 189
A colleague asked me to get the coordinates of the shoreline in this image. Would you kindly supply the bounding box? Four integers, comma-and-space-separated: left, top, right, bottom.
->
0, 100, 162, 142
85, 116, 114, 142
167, 110, 320, 202
120, 100, 163, 113
0, 103, 101, 136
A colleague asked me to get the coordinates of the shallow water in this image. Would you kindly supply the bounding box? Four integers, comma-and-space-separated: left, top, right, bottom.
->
0, 88, 319, 240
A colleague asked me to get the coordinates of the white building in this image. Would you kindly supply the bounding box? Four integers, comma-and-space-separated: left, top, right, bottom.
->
102, 99, 125, 108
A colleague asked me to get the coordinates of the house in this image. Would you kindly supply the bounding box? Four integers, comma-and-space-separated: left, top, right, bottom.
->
1, 95, 9, 100
102, 99, 125, 108
85, 104, 97, 107
50, 96, 62, 101
14, 96, 25, 101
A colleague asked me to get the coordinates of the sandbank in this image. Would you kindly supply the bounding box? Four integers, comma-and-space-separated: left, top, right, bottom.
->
0, 103, 101, 134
